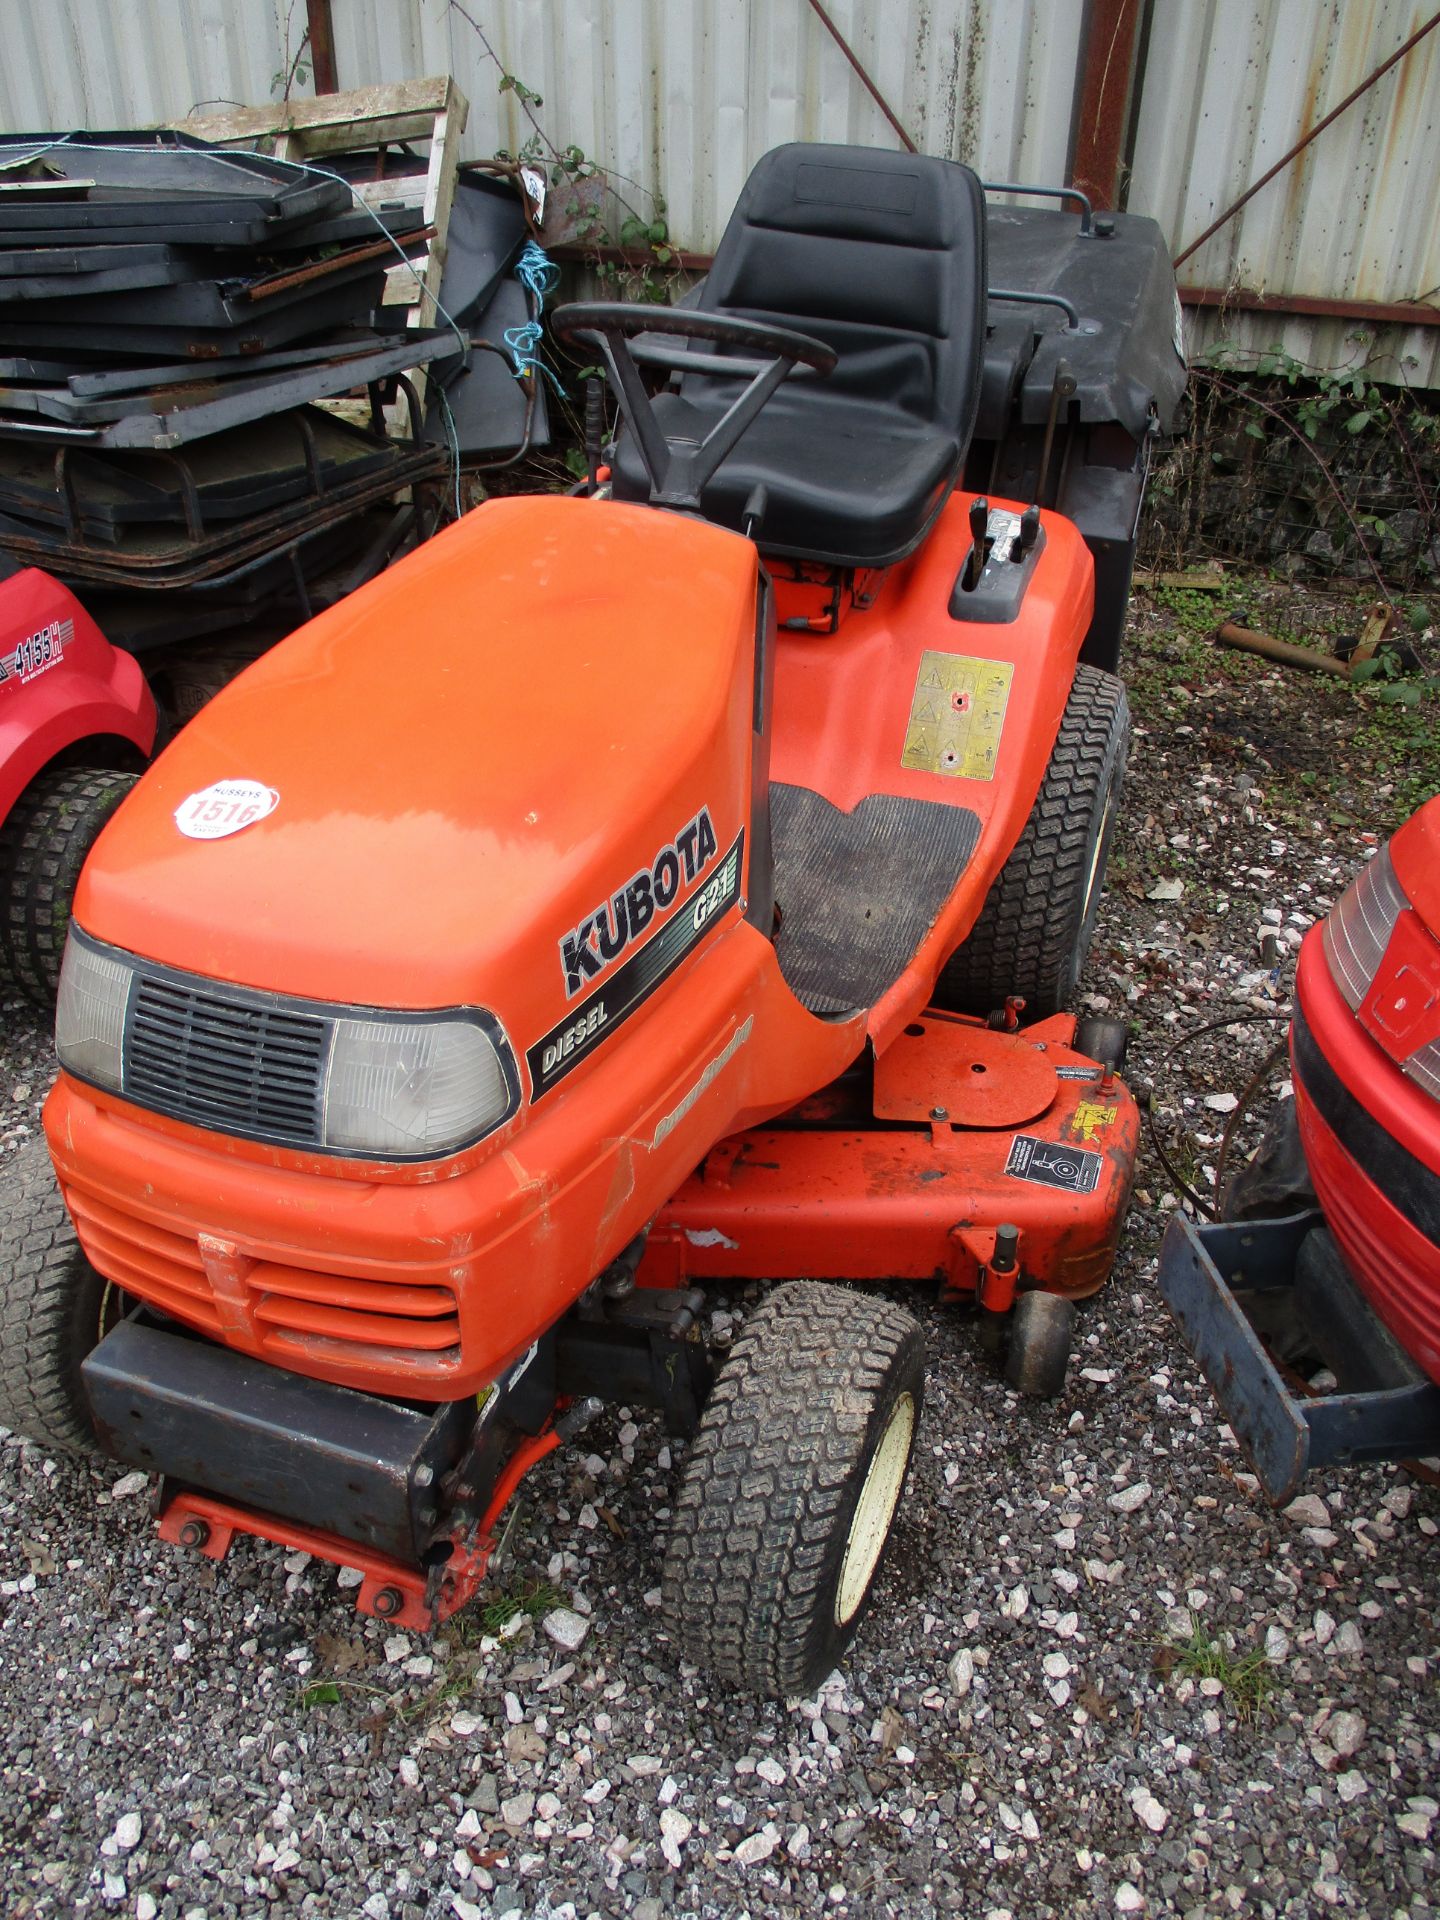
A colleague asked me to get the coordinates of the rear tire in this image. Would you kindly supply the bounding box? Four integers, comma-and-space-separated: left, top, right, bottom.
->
1005, 1290, 1076, 1399
662, 1282, 924, 1698
0, 1137, 116, 1454
0, 767, 137, 1008
936, 664, 1128, 1018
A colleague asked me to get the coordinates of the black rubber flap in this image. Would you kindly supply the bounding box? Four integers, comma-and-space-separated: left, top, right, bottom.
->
83, 1317, 462, 1563
771, 784, 981, 1014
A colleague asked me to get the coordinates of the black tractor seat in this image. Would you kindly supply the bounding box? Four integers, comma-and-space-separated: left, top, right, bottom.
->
611, 142, 988, 569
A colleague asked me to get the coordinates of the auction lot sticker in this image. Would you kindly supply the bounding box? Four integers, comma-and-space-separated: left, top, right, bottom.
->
175, 778, 279, 840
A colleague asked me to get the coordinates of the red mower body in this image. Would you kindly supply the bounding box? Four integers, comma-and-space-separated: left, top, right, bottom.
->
0, 568, 156, 817
1292, 799, 1440, 1384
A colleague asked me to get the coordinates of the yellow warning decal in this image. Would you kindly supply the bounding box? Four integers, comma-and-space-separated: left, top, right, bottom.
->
901, 652, 1014, 780
1069, 1099, 1117, 1145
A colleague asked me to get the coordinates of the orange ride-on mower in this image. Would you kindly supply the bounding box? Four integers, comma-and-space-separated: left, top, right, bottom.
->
0, 145, 1183, 1696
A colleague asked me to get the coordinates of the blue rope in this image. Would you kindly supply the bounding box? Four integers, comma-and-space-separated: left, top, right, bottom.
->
503, 241, 565, 394
503, 320, 567, 397
515, 239, 561, 305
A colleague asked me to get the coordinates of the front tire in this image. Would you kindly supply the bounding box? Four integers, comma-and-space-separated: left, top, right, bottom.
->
0, 1138, 117, 1454
662, 1282, 924, 1698
0, 766, 137, 1008
936, 663, 1128, 1018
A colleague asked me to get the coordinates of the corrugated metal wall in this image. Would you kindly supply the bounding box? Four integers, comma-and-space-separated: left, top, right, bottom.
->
0, 0, 1435, 384
0, 0, 1086, 244
1129, 0, 1440, 386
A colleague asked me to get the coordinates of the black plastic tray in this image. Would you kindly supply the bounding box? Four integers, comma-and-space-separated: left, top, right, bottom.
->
0, 131, 349, 244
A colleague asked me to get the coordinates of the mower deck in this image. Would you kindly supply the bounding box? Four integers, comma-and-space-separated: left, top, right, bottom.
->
643, 1009, 1137, 1305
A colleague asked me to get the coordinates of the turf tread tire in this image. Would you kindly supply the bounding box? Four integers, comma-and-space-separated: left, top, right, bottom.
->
0, 1137, 108, 1454
936, 663, 1128, 1018
661, 1282, 924, 1698
0, 766, 137, 1008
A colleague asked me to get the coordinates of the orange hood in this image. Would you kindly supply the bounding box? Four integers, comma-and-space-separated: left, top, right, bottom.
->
76, 496, 760, 1032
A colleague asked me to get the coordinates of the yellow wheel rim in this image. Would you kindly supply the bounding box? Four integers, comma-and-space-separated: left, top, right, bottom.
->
834, 1391, 916, 1627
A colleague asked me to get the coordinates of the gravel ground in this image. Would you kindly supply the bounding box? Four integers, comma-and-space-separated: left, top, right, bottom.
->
2, 583, 1437, 1920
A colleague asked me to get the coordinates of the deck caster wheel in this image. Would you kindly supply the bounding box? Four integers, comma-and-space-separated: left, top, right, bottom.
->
1005, 1290, 1076, 1399
1073, 1015, 1130, 1074
662, 1281, 924, 1698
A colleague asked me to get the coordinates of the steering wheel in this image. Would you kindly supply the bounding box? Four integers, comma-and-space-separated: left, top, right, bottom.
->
551, 302, 836, 511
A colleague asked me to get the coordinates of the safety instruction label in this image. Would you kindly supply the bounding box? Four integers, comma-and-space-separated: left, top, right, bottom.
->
1005, 1133, 1102, 1194
901, 651, 1013, 780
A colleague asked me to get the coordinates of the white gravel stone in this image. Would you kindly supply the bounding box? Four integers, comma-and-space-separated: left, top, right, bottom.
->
756, 1757, 786, 1787
1264, 1625, 1290, 1663
109, 1471, 149, 1500
108, 1812, 142, 1853
1397, 1799, 1436, 1843
948, 1648, 975, 1696
1042, 1652, 1071, 1679
542, 1607, 590, 1651
1335, 1770, 1368, 1803
659, 1808, 691, 1868
1327, 1710, 1365, 1755
1130, 1788, 1168, 1833
1332, 1621, 1364, 1656
1108, 1481, 1152, 1513
398, 1757, 420, 1788
1313, 1608, 1336, 1646
1114, 1884, 1145, 1912
450, 1711, 482, 1737
733, 1824, 781, 1866
627, 1754, 663, 1776
1284, 1493, 1331, 1528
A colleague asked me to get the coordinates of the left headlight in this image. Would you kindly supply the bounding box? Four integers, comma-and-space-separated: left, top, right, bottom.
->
54, 931, 131, 1092
55, 929, 519, 1160
323, 1015, 513, 1157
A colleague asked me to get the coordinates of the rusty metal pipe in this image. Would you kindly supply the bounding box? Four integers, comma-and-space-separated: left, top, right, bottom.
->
1215, 621, 1350, 677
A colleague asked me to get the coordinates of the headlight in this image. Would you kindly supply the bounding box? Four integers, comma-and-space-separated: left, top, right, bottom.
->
1321, 844, 1406, 1011
1320, 843, 1440, 1108
323, 1016, 513, 1156
55, 931, 130, 1091
54, 929, 518, 1160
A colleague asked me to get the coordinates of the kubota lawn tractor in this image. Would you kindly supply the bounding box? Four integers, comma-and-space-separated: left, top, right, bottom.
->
0, 560, 155, 1006
0, 146, 1184, 1695
1159, 797, 1440, 1505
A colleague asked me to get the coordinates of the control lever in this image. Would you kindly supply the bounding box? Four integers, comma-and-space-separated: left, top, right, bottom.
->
962, 495, 990, 590
741, 483, 769, 542
1013, 504, 1041, 561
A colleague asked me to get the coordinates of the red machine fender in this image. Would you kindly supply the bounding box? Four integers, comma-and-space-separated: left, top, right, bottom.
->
0, 568, 156, 817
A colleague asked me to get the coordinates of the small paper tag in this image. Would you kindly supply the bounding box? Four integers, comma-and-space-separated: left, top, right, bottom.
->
174, 777, 278, 841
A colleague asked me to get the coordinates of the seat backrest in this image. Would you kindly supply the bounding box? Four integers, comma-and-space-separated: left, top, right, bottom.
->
701, 143, 987, 437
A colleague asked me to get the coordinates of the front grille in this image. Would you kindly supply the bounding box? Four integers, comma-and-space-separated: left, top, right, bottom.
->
63, 1181, 464, 1379
124, 974, 328, 1148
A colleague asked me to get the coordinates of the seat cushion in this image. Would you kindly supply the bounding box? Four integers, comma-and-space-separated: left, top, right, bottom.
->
611, 143, 987, 567
612, 388, 959, 568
